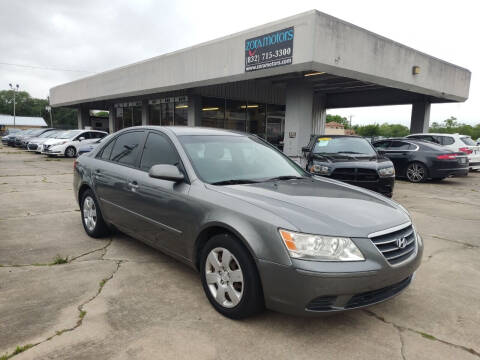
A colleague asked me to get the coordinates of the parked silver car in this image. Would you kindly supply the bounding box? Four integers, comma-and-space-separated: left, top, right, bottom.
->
74, 127, 423, 318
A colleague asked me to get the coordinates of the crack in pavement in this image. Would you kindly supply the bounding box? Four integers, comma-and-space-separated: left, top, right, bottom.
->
2, 260, 124, 359
424, 244, 478, 264
363, 309, 480, 358
70, 238, 114, 262
0, 209, 79, 221
429, 234, 479, 249
0, 239, 115, 268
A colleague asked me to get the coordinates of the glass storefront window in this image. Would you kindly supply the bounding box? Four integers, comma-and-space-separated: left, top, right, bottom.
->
115, 107, 124, 131
266, 104, 285, 150
133, 106, 142, 126
149, 104, 161, 125
161, 102, 174, 126
174, 102, 188, 126
246, 103, 266, 139
225, 99, 246, 131
201, 97, 225, 128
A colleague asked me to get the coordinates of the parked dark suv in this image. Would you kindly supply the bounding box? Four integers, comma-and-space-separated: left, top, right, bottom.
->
302, 135, 395, 197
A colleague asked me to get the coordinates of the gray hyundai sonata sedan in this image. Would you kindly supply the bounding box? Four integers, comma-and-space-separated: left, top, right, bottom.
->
74, 126, 423, 319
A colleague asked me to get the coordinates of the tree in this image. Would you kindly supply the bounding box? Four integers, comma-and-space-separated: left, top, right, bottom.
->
326, 114, 351, 129
353, 124, 381, 136
0, 89, 76, 129
443, 116, 458, 128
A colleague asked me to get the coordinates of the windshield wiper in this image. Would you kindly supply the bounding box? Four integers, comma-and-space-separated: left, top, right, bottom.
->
263, 175, 306, 182
210, 179, 261, 185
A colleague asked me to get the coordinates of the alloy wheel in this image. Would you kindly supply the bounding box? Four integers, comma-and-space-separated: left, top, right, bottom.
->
406, 163, 425, 182
66, 147, 76, 157
205, 247, 244, 308
83, 196, 97, 232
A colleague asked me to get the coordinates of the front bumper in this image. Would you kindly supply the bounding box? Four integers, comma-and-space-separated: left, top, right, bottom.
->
42, 145, 65, 155
257, 234, 423, 316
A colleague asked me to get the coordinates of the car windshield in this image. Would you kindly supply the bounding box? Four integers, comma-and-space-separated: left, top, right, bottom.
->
38, 131, 55, 138
460, 137, 475, 146
46, 131, 61, 138
28, 129, 45, 137
312, 137, 376, 156
179, 135, 306, 184
56, 130, 82, 139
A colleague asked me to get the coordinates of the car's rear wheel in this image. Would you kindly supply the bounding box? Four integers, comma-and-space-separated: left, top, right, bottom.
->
65, 146, 76, 158
80, 189, 109, 238
406, 162, 427, 183
200, 234, 264, 319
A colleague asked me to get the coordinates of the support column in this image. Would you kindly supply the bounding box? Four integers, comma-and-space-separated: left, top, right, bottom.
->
410, 102, 431, 134
283, 80, 313, 161
312, 93, 327, 135
108, 105, 115, 133
77, 107, 89, 129
141, 100, 149, 126
188, 95, 202, 127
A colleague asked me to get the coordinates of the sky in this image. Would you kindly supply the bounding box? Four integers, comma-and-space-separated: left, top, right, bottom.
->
0, 0, 478, 127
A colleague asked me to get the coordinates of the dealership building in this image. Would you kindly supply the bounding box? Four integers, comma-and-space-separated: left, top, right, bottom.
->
49, 10, 471, 159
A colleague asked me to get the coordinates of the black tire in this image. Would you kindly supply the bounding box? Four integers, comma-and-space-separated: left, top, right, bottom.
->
406, 162, 428, 183
80, 189, 109, 238
200, 234, 264, 319
65, 146, 76, 158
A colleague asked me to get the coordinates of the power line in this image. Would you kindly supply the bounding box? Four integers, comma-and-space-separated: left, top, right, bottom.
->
0, 61, 94, 73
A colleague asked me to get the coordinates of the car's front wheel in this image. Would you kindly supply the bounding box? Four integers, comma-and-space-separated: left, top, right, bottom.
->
406, 162, 427, 183
200, 234, 264, 319
65, 146, 76, 158
80, 189, 109, 238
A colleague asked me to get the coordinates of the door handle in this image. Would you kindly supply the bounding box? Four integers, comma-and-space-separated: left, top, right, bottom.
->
128, 181, 139, 191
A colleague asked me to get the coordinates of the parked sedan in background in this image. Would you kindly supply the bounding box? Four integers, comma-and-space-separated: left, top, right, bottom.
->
7, 129, 34, 146
26, 129, 63, 152
74, 126, 422, 318
373, 138, 468, 182
43, 129, 108, 157
1, 128, 23, 145
406, 133, 480, 171
16, 128, 55, 148
77, 135, 111, 156
302, 135, 395, 197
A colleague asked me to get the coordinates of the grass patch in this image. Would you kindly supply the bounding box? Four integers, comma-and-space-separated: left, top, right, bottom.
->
420, 332, 436, 340
44, 158, 60, 161
99, 278, 107, 288
79, 310, 86, 320
0, 344, 34, 359
51, 255, 68, 265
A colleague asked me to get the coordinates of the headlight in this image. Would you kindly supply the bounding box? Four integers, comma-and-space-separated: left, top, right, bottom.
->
378, 166, 395, 177
279, 229, 364, 261
310, 164, 330, 175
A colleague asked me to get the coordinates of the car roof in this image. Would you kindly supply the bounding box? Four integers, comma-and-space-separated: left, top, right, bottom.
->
408, 133, 461, 137
120, 126, 246, 137
311, 134, 362, 138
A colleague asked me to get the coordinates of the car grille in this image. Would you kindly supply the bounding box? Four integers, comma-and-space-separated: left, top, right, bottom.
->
345, 276, 412, 309
305, 296, 337, 311
370, 224, 416, 265
43, 145, 51, 151
28, 143, 38, 150
330, 168, 378, 182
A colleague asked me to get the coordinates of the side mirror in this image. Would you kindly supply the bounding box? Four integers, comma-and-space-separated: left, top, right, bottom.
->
78, 137, 85, 141
149, 164, 184, 182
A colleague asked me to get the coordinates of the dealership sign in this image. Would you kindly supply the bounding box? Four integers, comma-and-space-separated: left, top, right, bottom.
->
245, 27, 294, 72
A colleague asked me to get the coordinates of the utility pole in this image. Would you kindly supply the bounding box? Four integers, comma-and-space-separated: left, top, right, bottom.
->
349, 114, 354, 128
45, 106, 53, 127
9, 83, 19, 128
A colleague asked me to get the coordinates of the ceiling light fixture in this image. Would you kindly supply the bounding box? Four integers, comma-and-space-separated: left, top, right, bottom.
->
202, 107, 219, 111
304, 71, 326, 77
240, 105, 259, 109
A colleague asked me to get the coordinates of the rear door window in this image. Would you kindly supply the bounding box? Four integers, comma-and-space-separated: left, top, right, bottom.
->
389, 141, 413, 150
440, 136, 455, 145
373, 141, 391, 150
109, 131, 145, 166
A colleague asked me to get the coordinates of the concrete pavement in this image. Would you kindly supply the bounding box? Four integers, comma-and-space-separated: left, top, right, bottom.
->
0, 145, 479, 360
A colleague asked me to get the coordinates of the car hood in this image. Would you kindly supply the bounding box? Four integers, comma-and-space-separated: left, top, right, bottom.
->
310, 153, 391, 167
44, 138, 69, 145
208, 177, 409, 238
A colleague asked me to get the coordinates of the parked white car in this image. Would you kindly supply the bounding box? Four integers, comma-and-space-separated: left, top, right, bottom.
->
407, 133, 480, 170
42, 129, 108, 157
26, 130, 63, 152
